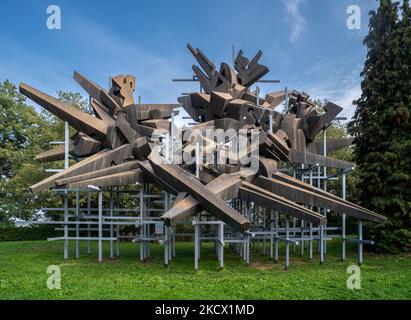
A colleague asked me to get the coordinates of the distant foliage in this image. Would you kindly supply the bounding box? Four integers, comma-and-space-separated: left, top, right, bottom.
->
0, 80, 87, 223
348, 0, 411, 253
0, 225, 59, 242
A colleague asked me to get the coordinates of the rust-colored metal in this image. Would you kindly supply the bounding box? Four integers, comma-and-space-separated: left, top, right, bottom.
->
20, 44, 385, 232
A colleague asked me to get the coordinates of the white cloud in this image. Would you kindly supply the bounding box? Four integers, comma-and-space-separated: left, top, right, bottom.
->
333, 85, 361, 119
283, 0, 306, 42
69, 18, 192, 104
303, 84, 361, 120
292, 54, 364, 120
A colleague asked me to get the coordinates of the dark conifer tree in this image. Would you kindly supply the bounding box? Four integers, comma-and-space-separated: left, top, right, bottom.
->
348, 0, 411, 253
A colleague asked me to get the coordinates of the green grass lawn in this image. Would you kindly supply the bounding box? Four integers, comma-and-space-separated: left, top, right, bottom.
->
0, 239, 410, 299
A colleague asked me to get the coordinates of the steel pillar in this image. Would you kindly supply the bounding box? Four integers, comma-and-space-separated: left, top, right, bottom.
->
285, 216, 290, 270
98, 191, 103, 262
358, 220, 363, 266
63, 191, 68, 260
342, 173, 347, 261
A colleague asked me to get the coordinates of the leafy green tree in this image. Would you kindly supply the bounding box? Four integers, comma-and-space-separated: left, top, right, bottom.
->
348, 0, 411, 253
0, 80, 55, 222
0, 80, 88, 223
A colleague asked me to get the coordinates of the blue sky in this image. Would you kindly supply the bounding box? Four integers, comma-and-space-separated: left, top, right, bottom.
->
0, 0, 378, 122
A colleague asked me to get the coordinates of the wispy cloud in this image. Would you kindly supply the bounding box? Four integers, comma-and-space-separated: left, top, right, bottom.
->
296, 56, 364, 120
304, 83, 361, 120
283, 0, 306, 42
333, 85, 361, 119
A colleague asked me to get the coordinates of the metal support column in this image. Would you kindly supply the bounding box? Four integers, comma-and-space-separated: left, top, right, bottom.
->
194, 213, 200, 270
115, 188, 120, 257
63, 190, 68, 260
64, 121, 69, 169
109, 189, 114, 259
164, 225, 169, 267
309, 223, 313, 259
140, 186, 145, 261
319, 224, 324, 265
168, 227, 172, 262
246, 234, 250, 265
87, 192, 91, 255
219, 222, 224, 269
75, 190, 80, 259
342, 173, 347, 261
98, 191, 103, 262
270, 210, 274, 259
172, 225, 176, 258
275, 211, 279, 264
292, 218, 296, 254
285, 216, 290, 270
358, 220, 363, 266
300, 220, 305, 256
309, 169, 313, 260
262, 209, 266, 256
323, 129, 328, 256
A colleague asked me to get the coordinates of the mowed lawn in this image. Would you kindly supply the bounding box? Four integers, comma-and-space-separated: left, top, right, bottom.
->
0, 239, 410, 300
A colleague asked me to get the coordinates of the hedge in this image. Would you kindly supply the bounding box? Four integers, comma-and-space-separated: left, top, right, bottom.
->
0, 225, 60, 242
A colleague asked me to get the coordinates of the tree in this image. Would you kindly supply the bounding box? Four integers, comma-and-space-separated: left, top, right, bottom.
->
348, 0, 411, 253
0, 80, 88, 223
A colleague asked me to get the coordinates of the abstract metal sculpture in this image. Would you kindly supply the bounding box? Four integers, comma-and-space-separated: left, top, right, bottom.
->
19, 44, 386, 268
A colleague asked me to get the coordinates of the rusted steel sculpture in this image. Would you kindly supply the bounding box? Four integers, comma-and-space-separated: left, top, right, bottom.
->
19, 44, 386, 234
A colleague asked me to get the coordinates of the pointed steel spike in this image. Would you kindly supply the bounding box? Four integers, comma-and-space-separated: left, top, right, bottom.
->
322, 102, 343, 127
137, 160, 178, 195
289, 149, 354, 169
192, 65, 211, 92
248, 50, 263, 69
187, 44, 216, 77
162, 173, 242, 226
304, 102, 343, 141
265, 91, 287, 109
162, 194, 200, 226
72, 132, 102, 157
271, 172, 386, 223
55, 160, 140, 186
30, 144, 132, 193
90, 98, 115, 126
73, 71, 121, 115
19, 83, 108, 141
240, 181, 326, 225
148, 152, 250, 232
307, 138, 354, 154
66, 169, 142, 189
257, 175, 385, 223
35, 143, 75, 163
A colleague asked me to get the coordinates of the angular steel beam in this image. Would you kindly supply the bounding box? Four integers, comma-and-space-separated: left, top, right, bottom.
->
289, 149, 354, 169
55, 160, 140, 187
271, 172, 386, 223
66, 169, 141, 189
90, 98, 115, 126
73, 71, 121, 115
307, 138, 354, 154
20, 83, 108, 141
149, 152, 250, 231
31, 144, 132, 192
240, 182, 326, 225
161, 174, 242, 225
35, 143, 74, 163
